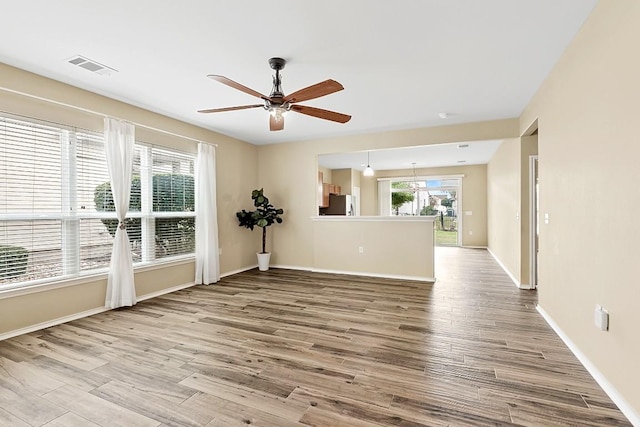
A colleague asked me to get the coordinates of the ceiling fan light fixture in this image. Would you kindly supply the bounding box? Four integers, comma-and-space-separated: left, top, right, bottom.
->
269, 106, 288, 122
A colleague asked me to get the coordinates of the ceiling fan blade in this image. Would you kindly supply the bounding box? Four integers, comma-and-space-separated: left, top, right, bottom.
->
197, 104, 263, 114
207, 75, 269, 100
290, 105, 351, 123
283, 79, 344, 103
269, 114, 285, 131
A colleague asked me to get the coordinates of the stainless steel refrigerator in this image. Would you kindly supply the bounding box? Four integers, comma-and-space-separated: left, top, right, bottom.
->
322, 194, 354, 215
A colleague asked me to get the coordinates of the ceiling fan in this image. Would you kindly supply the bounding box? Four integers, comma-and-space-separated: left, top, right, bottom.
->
198, 57, 351, 131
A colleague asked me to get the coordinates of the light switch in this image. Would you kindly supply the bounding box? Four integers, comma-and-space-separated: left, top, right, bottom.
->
464, 211, 473, 216
594, 305, 609, 331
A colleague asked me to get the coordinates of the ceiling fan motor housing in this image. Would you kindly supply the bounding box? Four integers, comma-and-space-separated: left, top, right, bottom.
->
268, 57, 286, 70
268, 58, 286, 101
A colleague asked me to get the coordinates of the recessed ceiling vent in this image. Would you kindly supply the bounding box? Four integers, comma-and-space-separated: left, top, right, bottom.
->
457, 144, 469, 149
66, 55, 117, 76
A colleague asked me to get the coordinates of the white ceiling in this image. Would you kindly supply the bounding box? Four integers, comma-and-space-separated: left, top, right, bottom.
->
319, 139, 505, 171
0, 0, 596, 152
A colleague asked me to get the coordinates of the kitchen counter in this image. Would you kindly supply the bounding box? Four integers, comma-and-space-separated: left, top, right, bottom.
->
310, 215, 435, 281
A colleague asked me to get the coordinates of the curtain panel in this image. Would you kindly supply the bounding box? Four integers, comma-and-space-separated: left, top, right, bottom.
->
194, 142, 220, 285
104, 117, 136, 308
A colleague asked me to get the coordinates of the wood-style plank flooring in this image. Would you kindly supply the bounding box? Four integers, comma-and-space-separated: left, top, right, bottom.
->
0, 247, 632, 426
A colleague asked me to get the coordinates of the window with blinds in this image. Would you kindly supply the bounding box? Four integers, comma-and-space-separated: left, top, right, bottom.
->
149, 148, 195, 259
0, 113, 196, 290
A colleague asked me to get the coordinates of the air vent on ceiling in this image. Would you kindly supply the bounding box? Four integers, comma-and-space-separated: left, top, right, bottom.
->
66, 55, 117, 76
457, 144, 469, 149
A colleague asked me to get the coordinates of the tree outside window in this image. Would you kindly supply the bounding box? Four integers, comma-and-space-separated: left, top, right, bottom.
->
391, 182, 415, 215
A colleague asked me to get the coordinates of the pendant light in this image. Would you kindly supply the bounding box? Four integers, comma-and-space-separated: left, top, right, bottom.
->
363, 151, 374, 177
410, 162, 418, 191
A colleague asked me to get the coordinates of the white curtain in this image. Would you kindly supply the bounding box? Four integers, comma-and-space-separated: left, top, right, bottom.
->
378, 180, 392, 216
195, 142, 220, 285
104, 118, 136, 308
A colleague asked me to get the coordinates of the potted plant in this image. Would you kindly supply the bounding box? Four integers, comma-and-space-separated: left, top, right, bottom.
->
236, 188, 284, 271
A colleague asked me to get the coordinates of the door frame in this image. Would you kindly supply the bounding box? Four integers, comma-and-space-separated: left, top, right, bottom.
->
529, 155, 539, 289
385, 174, 463, 246
424, 177, 462, 247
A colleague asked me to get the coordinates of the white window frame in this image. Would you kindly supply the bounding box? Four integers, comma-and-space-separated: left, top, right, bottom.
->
0, 113, 196, 293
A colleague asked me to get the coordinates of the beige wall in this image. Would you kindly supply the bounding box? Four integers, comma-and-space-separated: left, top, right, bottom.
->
487, 139, 521, 282
329, 167, 360, 196
313, 218, 434, 280
318, 166, 332, 184
0, 63, 258, 336
1, 262, 194, 334
487, 136, 538, 286
259, 120, 518, 269
361, 172, 378, 216
331, 169, 352, 194
364, 164, 488, 247
520, 0, 640, 418
351, 169, 361, 193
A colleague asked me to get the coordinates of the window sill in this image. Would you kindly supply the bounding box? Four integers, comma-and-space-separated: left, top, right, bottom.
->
0, 255, 195, 300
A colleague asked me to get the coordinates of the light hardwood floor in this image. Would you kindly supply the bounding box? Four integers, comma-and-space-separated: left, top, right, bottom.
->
0, 247, 632, 426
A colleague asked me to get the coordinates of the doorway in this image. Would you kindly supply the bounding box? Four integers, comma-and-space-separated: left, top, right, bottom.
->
389, 176, 462, 246
426, 178, 461, 246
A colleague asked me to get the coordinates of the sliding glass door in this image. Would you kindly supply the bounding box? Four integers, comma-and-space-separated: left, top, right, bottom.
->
389, 177, 461, 246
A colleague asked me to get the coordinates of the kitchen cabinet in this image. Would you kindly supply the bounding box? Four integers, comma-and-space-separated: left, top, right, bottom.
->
318, 172, 327, 207
322, 183, 331, 207
318, 171, 341, 208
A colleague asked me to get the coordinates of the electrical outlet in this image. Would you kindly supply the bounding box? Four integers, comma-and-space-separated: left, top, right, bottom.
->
358, 246, 364, 254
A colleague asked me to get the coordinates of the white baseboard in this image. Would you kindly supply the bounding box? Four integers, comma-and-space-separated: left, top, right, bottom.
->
269, 264, 311, 272
487, 247, 521, 288
518, 283, 535, 290
0, 306, 108, 341
271, 264, 435, 282
309, 267, 435, 283
220, 265, 258, 278
137, 281, 195, 301
537, 305, 640, 426
461, 245, 488, 249
235, 264, 436, 283
0, 281, 194, 342
224, 262, 440, 285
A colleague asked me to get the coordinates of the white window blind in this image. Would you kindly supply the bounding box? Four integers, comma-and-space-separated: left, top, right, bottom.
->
76, 130, 119, 272
0, 113, 196, 290
1, 117, 65, 283
377, 180, 391, 216
149, 147, 195, 259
